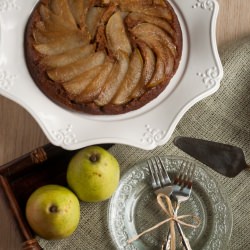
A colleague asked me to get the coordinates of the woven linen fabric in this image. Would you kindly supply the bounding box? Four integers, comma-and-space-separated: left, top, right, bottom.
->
38, 36, 250, 250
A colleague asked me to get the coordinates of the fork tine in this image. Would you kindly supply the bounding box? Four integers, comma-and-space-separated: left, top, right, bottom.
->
148, 157, 171, 189
182, 162, 195, 188
148, 158, 163, 188
173, 161, 185, 185
156, 156, 171, 185
174, 161, 195, 189
186, 163, 195, 188
148, 158, 159, 189
151, 157, 164, 187
154, 156, 171, 186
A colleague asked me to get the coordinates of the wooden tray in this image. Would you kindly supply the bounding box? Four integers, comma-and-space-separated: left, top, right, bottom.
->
0, 144, 111, 250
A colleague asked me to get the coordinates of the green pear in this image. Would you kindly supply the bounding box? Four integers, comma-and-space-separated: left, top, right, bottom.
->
67, 146, 120, 202
25, 185, 80, 240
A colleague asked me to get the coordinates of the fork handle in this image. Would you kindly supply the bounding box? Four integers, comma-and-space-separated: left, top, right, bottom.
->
176, 223, 192, 250
163, 206, 192, 250
163, 226, 191, 250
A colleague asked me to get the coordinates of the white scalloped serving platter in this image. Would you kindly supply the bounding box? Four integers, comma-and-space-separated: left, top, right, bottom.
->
0, 0, 222, 150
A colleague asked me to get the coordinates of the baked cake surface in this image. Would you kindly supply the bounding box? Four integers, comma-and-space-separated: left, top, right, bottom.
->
25, 0, 182, 115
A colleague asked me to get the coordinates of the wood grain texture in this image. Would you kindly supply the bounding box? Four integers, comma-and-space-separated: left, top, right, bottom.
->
0, 1, 250, 249
0, 0, 250, 165
216, 0, 250, 45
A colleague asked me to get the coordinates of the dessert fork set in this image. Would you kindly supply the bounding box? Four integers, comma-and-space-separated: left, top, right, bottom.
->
147, 156, 195, 250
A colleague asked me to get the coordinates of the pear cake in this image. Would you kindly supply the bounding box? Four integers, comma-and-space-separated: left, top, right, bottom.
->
25, 0, 182, 115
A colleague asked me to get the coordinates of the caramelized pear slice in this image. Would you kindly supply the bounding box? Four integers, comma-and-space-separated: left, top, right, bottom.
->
34, 32, 89, 56
86, 7, 105, 38
137, 42, 156, 84
125, 12, 175, 38
132, 23, 177, 56
112, 49, 143, 105
36, 20, 70, 33
39, 5, 77, 31
95, 4, 117, 50
130, 42, 156, 98
41, 44, 95, 68
120, 4, 173, 21
106, 11, 132, 55
75, 60, 114, 103
49, 0, 76, 27
33, 29, 83, 44
131, 23, 175, 87
148, 56, 166, 87
68, 0, 86, 27
153, 0, 167, 6
94, 51, 129, 106
33, 29, 66, 43
62, 65, 103, 96
161, 49, 174, 77
47, 51, 106, 82
117, 0, 154, 7
148, 51, 174, 87
136, 24, 175, 86
150, 25, 177, 57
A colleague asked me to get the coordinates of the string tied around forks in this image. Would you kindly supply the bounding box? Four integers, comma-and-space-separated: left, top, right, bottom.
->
128, 193, 201, 250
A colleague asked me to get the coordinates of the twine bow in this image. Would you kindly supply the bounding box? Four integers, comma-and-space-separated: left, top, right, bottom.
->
128, 193, 201, 250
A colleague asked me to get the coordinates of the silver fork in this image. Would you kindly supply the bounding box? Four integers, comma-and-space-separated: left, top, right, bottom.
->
148, 157, 189, 249
148, 156, 173, 197
162, 162, 195, 250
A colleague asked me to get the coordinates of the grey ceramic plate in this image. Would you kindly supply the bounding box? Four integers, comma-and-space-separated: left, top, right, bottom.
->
108, 156, 232, 250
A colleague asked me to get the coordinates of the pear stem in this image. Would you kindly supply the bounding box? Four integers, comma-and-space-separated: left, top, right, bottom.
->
49, 205, 58, 213
89, 153, 100, 163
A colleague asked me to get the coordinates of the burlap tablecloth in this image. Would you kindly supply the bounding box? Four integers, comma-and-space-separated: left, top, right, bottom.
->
38, 36, 250, 250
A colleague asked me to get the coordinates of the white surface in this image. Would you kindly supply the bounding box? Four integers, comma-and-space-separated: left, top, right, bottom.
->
0, 0, 222, 150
